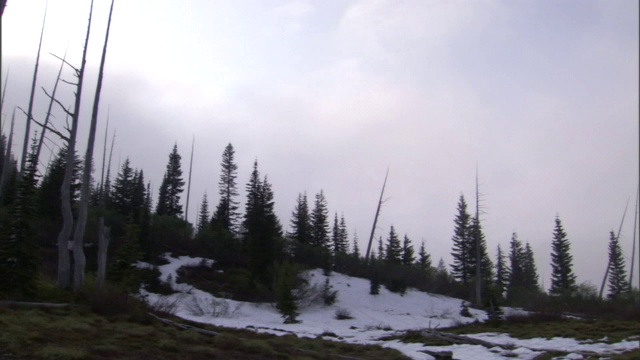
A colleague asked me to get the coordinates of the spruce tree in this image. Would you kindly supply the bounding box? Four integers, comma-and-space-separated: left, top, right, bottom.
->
494, 245, 509, 300
213, 143, 239, 233
352, 232, 361, 259
377, 236, 385, 262
196, 192, 210, 236
522, 242, 539, 291
0, 136, 40, 298
338, 214, 349, 254
606, 230, 629, 300
417, 241, 432, 270
549, 216, 577, 296
401, 234, 415, 266
508, 233, 525, 290
468, 217, 493, 284
450, 195, 472, 283
112, 158, 134, 216
385, 226, 402, 265
156, 144, 184, 217
288, 192, 311, 244
310, 190, 329, 249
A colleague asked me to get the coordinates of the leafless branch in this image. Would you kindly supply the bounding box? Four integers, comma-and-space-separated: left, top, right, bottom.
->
18, 107, 69, 142
41, 87, 74, 118
50, 52, 79, 73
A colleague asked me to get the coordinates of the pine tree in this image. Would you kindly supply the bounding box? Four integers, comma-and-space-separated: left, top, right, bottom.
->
274, 261, 300, 323
310, 190, 329, 249
468, 216, 493, 284
508, 232, 525, 290
494, 245, 509, 300
352, 232, 361, 259
213, 143, 239, 233
606, 230, 629, 300
196, 192, 210, 236
156, 144, 184, 217
417, 241, 432, 270
37, 145, 81, 219
450, 195, 472, 283
288, 192, 311, 244
401, 234, 415, 266
377, 236, 385, 262
549, 216, 577, 296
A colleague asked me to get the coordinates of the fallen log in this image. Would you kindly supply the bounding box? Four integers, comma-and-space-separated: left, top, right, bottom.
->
420, 329, 513, 350
0, 301, 72, 309
148, 312, 220, 337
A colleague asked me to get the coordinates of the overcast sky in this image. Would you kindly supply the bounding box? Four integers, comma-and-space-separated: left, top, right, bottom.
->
2, 0, 638, 290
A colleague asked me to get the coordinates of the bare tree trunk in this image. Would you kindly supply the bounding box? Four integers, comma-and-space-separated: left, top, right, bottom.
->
99, 110, 109, 200
598, 199, 629, 298
184, 136, 195, 223
20, 5, 47, 175
475, 169, 482, 306
96, 217, 110, 290
364, 168, 389, 264
0, 108, 15, 202
56, 0, 95, 289
1, 66, 9, 118
630, 185, 638, 288
73, 0, 115, 291
34, 50, 67, 168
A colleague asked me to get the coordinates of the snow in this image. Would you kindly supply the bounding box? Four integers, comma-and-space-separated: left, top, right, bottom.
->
140, 254, 640, 360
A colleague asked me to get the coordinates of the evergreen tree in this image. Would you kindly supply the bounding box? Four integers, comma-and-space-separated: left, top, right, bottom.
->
156, 144, 184, 217
112, 158, 134, 216
274, 261, 300, 323
549, 216, 577, 296
606, 230, 629, 300
288, 192, 311, 244
385, 226, 402, 265
338, 214, 349, 254
0, 136, 40, 298
508, 232, 525, 290
243, 161, 283, 285
417, 241, 432, 271
37, 145, 81, 219
468, 216, 493, 284
450, 195, 472, 283
494, 245, 509, 300
377, 236, 385, 261
352, 232, 361, 259
309, 190, 329, 248
522, 242, 539, 291
196, 192, 210, 236
139, 182, 153, 260
401, 234, 415, 266
213, 143, 239, 233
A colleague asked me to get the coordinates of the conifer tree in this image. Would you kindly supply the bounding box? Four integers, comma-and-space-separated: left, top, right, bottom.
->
377, 236, 385, 262
130, 170, 146, 224
156, 144, 184, 217
352, 232, 361, 259
37, 145, 81, 219
549, 216, 577, 295
310, 190, 329, 248
213, 143, 239, 233
494, 245, 509, 299
401, 234, 415, 266
606, 230, 629, 300
331, 212, 349, 255
112, 157, 134, 216
450, 195, 472, 283
468, 217, 493, 284
0, 136, 40, 298
338, 214, 349, 254
508, 233, 525, 290
288, 192, 311, 244
385, 226, 402, 265
417, 241, 432, 270
522, 242, 539, 291
196, 192, 210, 236
243, 161, 283, 285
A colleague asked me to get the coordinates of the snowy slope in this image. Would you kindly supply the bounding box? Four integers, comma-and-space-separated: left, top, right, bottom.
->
140, 254, 639, 360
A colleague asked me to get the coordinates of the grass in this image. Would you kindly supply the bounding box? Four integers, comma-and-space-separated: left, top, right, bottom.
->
0, 305, 410, 359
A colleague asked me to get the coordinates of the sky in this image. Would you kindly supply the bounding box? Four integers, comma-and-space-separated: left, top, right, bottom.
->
1, 0, 639, 290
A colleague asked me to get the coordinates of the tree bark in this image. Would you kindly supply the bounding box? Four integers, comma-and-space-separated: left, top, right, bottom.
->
56, 0, 94, 289
364, 168, 388, 264
96, 217, 110, 290
73, 0, 114, 291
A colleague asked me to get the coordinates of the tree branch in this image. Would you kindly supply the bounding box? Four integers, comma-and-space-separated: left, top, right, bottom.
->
50, 52, 79, 73
18, 106, 70, 142
41, 87, 74, 118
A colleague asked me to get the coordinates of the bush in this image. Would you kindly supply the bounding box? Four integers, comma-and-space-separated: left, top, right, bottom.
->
186, 296, 241, 318
321, 278, 338, 306
335, 308, 353, 320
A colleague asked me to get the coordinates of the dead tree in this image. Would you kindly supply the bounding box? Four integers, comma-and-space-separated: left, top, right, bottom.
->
96, 113, 112, 290
52, 0, 95, 289
33, 51, 67, 170
474, 169, 482, 306
184, 136, 195, 231
598, 200, 629, 299
73, 0, 115, 291
1, 66, 9, 116
364, 168, 389, 264
20, 5, 47, 175
0, 108, 15, 202
630, 185, 638, 288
